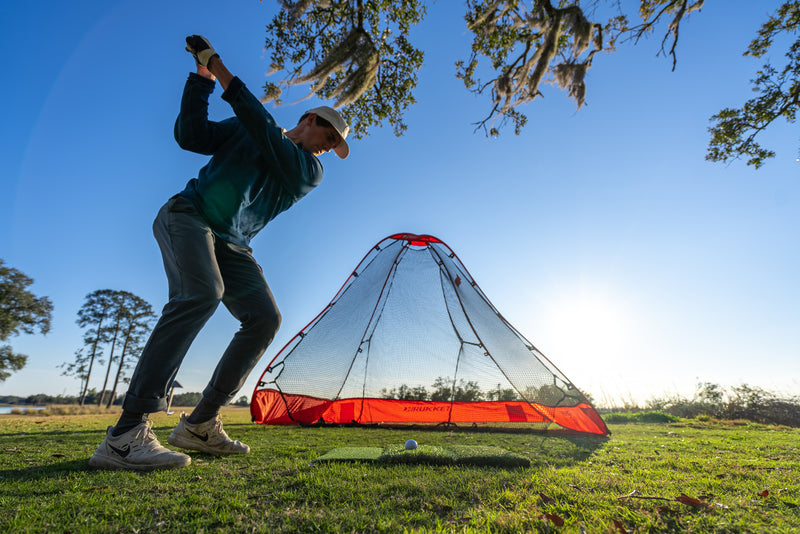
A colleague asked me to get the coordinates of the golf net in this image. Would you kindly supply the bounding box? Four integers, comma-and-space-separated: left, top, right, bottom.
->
251, 233, 608, 435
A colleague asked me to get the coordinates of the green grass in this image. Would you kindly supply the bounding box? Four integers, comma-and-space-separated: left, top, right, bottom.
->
601, 411, 681, 424
1, 408, 799, 532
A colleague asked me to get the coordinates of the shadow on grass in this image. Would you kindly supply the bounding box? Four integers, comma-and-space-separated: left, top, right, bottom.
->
0, 458, 95, 482
0, 451, 250, 484
0, 422, 192, 438
0, 429, 107, 438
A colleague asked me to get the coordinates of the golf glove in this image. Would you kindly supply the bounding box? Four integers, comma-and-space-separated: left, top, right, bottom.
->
185, 35, 218, 67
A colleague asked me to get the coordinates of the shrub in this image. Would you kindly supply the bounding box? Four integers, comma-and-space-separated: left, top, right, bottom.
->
646, 383, 800, 427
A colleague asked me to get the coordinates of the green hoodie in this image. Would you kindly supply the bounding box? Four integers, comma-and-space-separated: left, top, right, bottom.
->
174, 72, 323, 247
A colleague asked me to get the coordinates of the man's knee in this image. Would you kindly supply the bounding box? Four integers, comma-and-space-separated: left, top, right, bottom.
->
166, 284, 224, 318
246, 304, 281, 341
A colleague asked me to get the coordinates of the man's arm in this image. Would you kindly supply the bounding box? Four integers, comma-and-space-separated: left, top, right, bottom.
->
174, 67, 236, 155
206, 56, 233, 91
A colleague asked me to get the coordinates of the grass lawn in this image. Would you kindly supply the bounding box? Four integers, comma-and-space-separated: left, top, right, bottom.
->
1, 407, 798, 533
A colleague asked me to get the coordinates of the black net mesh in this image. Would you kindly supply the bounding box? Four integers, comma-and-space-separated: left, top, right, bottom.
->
259, 235, 587, 411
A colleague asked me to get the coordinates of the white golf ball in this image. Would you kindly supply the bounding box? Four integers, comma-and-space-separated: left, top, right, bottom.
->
404, 439, 418, 450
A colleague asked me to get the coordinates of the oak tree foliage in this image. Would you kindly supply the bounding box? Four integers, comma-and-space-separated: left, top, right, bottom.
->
264, 1, 798, 167
0, 259, 53, 382
262, 0, 703, 137
262, 0, 426, 138
706, 0, 800, 168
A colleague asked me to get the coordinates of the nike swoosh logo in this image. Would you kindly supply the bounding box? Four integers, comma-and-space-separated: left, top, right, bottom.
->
187, 429, 209, 442
109, 444, 131, 458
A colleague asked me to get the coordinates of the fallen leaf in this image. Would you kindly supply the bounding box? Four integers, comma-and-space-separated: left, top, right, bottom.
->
540, 514, 564, 527
676, 494, 710, 508
760, 490, 770, 497
612, 519, 627, 533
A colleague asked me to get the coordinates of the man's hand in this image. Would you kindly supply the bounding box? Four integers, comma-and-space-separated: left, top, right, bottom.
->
185, 35, 219, 67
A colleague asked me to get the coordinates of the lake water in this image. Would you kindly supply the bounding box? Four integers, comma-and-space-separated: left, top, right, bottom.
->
0, 406, 46, 414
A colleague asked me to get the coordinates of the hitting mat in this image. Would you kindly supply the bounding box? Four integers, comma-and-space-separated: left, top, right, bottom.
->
313, 444, 530, 468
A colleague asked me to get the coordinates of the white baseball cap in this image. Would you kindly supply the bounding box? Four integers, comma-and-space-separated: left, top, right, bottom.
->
305, 106, 350, 159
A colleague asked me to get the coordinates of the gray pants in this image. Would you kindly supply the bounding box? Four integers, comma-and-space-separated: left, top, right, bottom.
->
122, 196, 281, 413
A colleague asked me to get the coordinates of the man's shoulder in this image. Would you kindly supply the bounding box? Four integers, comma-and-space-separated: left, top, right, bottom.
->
302, 152, 324, 187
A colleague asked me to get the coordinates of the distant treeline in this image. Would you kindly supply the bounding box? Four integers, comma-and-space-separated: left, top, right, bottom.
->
1, 392, 119, 406
603, 382, 800, 428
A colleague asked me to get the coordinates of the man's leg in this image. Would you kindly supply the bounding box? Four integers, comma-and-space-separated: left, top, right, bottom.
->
168, 241, 279, 455
198, 239, 281, 414
91, 197, 223, 469
121, 196, 224, 418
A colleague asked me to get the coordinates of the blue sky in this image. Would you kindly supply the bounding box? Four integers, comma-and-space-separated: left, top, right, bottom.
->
2, 0, 798, 405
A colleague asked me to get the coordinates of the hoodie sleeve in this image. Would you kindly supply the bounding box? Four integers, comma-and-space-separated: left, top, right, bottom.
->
174, 72, 239, 155
220, 76, 323, 198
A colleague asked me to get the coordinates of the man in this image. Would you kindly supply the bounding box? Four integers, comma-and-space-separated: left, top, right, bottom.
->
89, 35, 350, 470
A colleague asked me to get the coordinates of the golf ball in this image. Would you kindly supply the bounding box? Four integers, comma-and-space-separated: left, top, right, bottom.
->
404, 439, 418, 450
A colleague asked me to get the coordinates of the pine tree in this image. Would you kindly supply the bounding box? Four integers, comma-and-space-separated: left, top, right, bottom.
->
105, 293, 155, 408
74, 290, 115, 405
66, 290, 156, 406
97, 291, 127, 407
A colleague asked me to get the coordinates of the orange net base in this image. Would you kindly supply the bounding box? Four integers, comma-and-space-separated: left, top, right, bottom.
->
251, 389, 609, 435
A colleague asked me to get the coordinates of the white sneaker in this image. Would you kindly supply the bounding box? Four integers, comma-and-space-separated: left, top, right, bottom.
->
168, 413, 250, 455
89, 421, 191, 470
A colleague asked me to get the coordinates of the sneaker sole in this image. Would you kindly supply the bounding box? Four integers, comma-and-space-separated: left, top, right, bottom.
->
168, 434, 250, 455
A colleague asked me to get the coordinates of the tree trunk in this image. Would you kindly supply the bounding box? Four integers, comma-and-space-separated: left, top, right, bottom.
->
106, 325, 133, 409
104, 293, 156, 409
75, 290, 126, 406
97, 314, 122, 407
79, 328, 103, 406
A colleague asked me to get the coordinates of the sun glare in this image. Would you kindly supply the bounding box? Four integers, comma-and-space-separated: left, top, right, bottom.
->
541, 288, 637, 370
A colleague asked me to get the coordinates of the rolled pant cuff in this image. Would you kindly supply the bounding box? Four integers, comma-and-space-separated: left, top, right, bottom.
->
202, 385, 235, 407
121, 392, 168, 414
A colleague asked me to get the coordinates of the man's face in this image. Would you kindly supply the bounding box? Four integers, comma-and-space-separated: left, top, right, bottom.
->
300, 115, 342, 156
